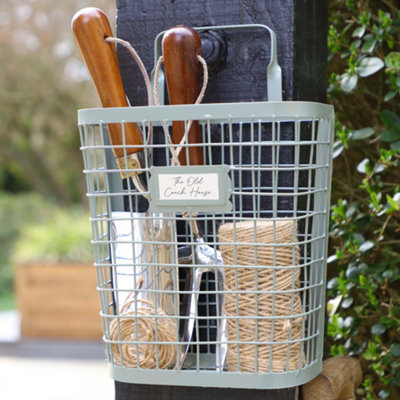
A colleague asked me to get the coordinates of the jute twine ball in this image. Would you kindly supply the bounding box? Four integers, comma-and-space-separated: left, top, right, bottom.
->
110, 298, 177, 369
219, 219, 304, 373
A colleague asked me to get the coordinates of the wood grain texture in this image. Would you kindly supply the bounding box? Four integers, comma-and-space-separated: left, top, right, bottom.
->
302, 356, 362, 400
163, 25, 203, 165
16, 263, 102, 339
293, 0, 328, 102
116, 0, 294, 104
72, 7, 143, 156
116, 0, 297, 214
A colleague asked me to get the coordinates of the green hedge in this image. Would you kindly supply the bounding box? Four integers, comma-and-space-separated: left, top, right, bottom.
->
14, 207, 92, 264
0, 192, 92, 296
327, 1, 400, 399
0, 192, 53, 294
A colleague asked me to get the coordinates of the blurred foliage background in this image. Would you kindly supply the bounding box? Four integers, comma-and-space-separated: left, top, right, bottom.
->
0, 0, 115, 202
327, 1, 400, 399
0, 0, 114, 308
0, 0, 399, 399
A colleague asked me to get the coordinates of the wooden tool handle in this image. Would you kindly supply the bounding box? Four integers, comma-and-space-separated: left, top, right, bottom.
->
162, 25, 203, 166
302, 356, 362, 400
72, 7, 143, 157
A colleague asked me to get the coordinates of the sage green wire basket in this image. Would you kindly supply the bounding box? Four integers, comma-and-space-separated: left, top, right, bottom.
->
78, 24, 334, 389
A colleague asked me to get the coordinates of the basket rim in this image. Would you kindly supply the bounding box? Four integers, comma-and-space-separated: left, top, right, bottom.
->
78, 101, 334, 125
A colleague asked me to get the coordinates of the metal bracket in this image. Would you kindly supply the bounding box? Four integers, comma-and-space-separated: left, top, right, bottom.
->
152, 24, 283, 105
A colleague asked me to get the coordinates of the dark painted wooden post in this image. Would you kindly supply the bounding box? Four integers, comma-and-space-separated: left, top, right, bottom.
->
114, 1, 328, 399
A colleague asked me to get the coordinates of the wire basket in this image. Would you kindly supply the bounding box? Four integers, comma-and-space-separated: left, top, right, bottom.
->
77, 24, 334, 390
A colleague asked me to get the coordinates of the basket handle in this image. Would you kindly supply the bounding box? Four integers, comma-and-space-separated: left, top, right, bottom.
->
152, 24, 282, 104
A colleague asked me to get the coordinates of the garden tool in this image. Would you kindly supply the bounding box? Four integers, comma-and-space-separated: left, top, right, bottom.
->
162, 25, 225, 368
72, 9, 178, 323
162, 25, 203, 166
72, 7, 147, 197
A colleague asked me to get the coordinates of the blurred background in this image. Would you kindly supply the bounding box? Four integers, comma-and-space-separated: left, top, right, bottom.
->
0, 0, 115, 398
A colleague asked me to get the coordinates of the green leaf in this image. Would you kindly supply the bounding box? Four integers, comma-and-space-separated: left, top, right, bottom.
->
352, 127, 375, 140
356, 57, 385, 77
378, 389, 390, 399
344, 316, 355, 328
390, 343, 400, 357
384, 91, 397, 102
345, 203, 359, 218
359, 240, 375, 253
375, 162, 385, 174
392, 361, 400, 369
353, 232, 365, 244
391, 141, 400, 151
381, 129, 400, 142
359, 10, 371, 24
358, 263, 368, 273
364, 341, 380, 360
353, 25, 366, 38
333, 141, 344, 159
387, 194, 400, 211
341, 49, 352, 59
342, 297, 353, 308
362, 36, 377, 53
327, 277, 339, 290
383, 270, 393, 280
346, 266, 361, 280
354, 213, 372, 226
327, 254, 337, 264
340, 73, 358, 92
357, 158, 370, 174
353, 39, 361, 50
385, 55, 395, 68
385, 52, 400, 69
371, 323, 387, 335
381, 110, 400, 131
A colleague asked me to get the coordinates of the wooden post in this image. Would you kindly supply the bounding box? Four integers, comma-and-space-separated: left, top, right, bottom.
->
302, 357, 363, 400
114, 1, 328, 399
116, 0, 328, 105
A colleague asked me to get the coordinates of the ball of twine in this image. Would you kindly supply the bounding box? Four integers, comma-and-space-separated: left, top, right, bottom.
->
219, 219, 304, 373
110, 298, 177, 369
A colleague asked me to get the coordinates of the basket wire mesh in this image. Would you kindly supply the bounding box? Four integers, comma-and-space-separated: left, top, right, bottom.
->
78, 101, 334, 389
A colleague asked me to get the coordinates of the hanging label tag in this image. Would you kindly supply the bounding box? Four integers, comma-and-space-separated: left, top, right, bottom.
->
149, 165, 232, 213
158, 173, 219, 201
